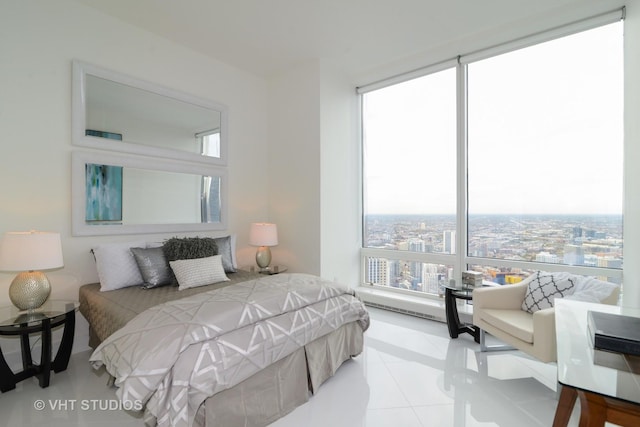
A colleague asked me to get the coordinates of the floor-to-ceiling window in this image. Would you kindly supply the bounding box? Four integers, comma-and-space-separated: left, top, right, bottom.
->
362, 69, 457, 294
360, 13, 624, 297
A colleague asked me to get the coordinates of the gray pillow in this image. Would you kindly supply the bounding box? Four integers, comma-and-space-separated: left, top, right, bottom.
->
213, 236, 237, 273
130, 247, 175, 289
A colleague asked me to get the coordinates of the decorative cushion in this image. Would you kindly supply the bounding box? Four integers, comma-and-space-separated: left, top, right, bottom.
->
92, 241, 146, 291
169, 255, 230, 290
130, 247, 175, 289
521, 271, 577, 313
162, 237, 218, 262
212, 235, 237, 273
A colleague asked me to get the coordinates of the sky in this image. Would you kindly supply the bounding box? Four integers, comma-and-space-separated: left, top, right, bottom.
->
363, 21, 623, 216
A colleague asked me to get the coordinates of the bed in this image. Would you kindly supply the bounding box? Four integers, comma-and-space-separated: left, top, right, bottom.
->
79, 268, 369, 427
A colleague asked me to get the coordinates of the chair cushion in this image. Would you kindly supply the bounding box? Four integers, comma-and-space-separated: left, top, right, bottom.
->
481, 309, 534, 343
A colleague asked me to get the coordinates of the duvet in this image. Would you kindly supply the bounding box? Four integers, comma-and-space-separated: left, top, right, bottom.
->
90, 273, 370, 427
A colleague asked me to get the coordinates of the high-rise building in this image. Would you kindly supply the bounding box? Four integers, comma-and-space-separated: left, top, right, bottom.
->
563, 244, 585, 266
389, 260, 401, 286
535, 251, 559, 263
407, 239, 425, 282
572, 226, 583, 239
408, 238, 425, 252
367, 257, 389, 286
598, 257, 622, 269
443, 230, 456, 254
597, 257, 623, 284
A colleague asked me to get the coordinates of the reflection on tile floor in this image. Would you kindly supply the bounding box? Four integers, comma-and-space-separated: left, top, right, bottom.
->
272, 307, 577, 427
0, 307, 586, 426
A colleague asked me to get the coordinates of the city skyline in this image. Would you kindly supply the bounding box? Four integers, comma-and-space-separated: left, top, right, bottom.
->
364, 212, 622, 293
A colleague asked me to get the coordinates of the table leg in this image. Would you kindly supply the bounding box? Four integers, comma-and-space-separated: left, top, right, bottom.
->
37, 318, 52, 388
0, 342, 17, 392
578, 390, 608, 426
445, 289, 460, 338
53, 311, 75, 372
553, 384, 578, 427
19, 329, 32, 371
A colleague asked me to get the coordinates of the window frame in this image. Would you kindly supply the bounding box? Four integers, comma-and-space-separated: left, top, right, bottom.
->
359, 11, 625, 297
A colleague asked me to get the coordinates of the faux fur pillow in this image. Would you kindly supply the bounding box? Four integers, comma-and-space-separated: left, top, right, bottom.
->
162, 237, 218, 262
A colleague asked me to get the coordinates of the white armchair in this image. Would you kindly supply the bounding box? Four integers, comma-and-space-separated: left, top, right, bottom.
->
472, 273, 619, 363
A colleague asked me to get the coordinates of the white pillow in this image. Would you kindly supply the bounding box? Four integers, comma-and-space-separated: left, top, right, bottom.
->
92, 241, 146, 291
565, 276, 619, 303
170, 255, 230, 290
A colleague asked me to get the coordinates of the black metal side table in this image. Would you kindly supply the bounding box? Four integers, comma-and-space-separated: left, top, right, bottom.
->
0, 300, 78, 392
444, 285, 479, 343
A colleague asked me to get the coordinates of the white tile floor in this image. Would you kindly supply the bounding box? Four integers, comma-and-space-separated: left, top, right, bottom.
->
0, 307, 585, 426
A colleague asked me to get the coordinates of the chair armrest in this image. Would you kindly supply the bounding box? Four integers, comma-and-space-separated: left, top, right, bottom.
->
532, 307, 555, 333
472, 282, 528, 310
532, 307, 556, 361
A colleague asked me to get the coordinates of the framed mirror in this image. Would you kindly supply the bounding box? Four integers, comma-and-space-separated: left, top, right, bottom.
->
72, 151, 228, 236
72, 60, 228, 165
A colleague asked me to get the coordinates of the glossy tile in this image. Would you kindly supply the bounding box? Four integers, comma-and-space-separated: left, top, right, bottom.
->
365, 408, 423, 427
0, 349, 142, 426
0, 307, 580, 426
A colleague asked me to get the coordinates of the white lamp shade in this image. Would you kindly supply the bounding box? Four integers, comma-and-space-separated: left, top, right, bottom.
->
249, 223, 278, 247
0, 231, 64, 272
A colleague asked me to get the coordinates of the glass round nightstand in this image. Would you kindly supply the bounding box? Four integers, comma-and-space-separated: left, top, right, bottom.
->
244, 265, 288, 275
0, 300, 79, 392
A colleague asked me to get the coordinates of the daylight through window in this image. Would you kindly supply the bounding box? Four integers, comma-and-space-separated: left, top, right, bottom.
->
361, 19, 623, 296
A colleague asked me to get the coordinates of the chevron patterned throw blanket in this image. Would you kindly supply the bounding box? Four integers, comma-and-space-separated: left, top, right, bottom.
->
90, 273, 370, 427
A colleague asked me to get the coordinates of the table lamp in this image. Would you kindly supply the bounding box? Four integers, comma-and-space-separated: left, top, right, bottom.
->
249, 223, 278, 270
0, 231, 64, 312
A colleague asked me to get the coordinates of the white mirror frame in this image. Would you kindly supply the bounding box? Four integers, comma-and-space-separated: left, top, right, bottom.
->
72, 151, 228, 236
72, 60, 228, 166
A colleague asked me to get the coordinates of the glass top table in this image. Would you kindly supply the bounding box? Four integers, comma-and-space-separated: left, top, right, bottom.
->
0, 300, 79, 328
0, 300, 79, 392
553, 299, 640, 426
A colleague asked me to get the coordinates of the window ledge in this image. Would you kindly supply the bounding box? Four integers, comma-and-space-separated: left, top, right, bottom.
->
356, 286, 476, 324
356, 286, 445, 322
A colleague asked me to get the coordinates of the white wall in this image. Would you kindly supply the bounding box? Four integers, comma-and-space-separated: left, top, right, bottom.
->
266, 60, 362, 288
267, 61, 322, 275
319, 63, 361, 287
0, 0, 269, 363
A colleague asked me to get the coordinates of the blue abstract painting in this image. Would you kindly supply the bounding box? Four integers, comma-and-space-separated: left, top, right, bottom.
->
85, 163, 123, 222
